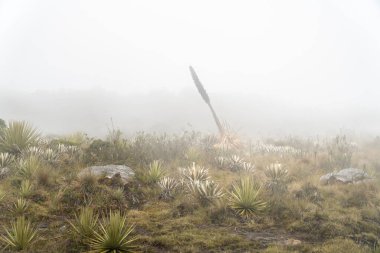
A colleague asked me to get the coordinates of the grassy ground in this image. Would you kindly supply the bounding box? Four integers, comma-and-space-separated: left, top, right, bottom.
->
0, 122, 379, 252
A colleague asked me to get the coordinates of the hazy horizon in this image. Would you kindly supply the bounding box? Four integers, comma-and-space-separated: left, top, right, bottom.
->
1, 0, 380, 138
1, 87, 379, 140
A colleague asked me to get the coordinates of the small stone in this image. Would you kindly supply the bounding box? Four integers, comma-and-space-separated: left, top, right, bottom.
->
284, 239, 302, 246
59, 225, 67, 232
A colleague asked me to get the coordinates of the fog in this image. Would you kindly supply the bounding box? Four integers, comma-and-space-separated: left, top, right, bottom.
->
1, 0, 380, 138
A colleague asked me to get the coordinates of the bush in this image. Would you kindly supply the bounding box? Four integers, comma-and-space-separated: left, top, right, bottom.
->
294, 182, 322, 203
78, 172, 99, 196
34, 166, 55, 187
327, 135, 355, 170
341, 183, 378, 208
109, 187, 126, 206
83, 137, 129, 165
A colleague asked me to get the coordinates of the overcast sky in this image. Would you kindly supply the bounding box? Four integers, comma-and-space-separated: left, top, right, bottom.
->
1, 1, 380, 137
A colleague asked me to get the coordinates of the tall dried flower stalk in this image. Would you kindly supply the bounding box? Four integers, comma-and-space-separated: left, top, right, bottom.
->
189, 66, 224, 136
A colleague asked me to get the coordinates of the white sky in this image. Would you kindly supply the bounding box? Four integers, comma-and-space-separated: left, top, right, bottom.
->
1, 0, 380, 136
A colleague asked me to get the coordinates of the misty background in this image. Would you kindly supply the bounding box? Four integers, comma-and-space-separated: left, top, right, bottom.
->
1, 1, 380, 138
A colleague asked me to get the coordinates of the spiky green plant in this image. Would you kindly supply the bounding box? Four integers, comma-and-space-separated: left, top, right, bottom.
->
145, 160, 165, 184
88, 211, 137, 253
19, 180, 33, 198
215, 156, 226, 169
68, 206, 98, 239
181, 163, 209, 183
242, 162, 255, 173
265, 163, 288, 180
229, 177, 267, 218
24, 146, 44, 157
0, 121, 39, 155
0, 216, 38, 251
42, 148, 59, 162
0, 152, 14, 168
265, 163, 288, 194
13, 197, 28, 216
17, 155, 40, 178
228, 155, 244, 171
111, 187, 125, 204
188, 180, 224, 205
158, 177, 178, 199
66, 145, 79, 155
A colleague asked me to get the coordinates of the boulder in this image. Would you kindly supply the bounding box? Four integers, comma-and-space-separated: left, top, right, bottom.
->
320, 168, 371, 185
79, 165, 134, 181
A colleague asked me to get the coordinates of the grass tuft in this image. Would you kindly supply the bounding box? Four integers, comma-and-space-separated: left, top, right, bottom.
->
88, 211, 137, 253
229, 177, 267, 219
0, 216, 38, 251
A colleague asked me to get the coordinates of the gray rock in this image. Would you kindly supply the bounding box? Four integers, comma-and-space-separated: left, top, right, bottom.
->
320, 168, 371, 185
59, 225, 67, 232
79, 165, 134, 181
319, 172, 335, 185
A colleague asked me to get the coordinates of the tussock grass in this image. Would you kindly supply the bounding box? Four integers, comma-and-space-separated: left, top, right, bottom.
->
145, 160, 165, 184
68, 206, 98, 239
188, 180, 224, 206
0, 216, 38, 251
19, 179, 33, 197
229, 177, 267, 219
13, 197, 29, 216
88, 211, 137, 253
